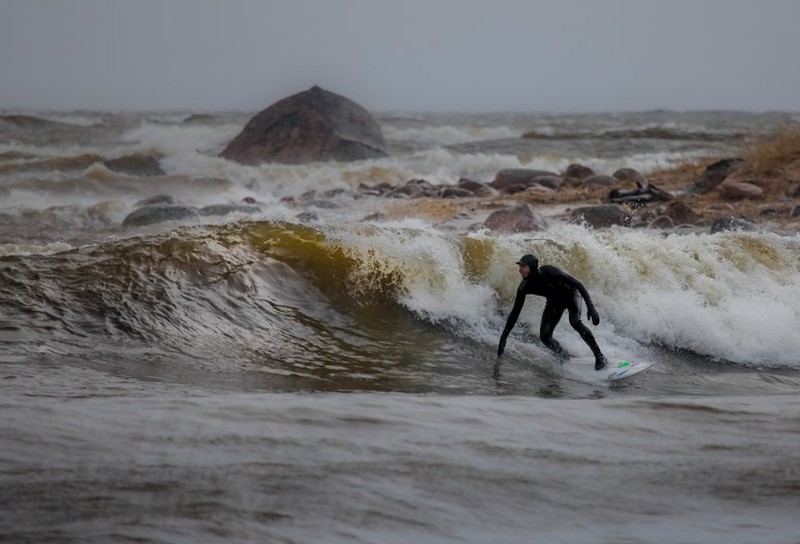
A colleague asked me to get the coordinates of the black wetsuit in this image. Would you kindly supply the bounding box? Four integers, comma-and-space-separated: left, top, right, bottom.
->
499, 265, 605, 364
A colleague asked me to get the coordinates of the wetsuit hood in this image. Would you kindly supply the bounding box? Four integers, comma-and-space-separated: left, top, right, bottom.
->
515, 254, 539, 270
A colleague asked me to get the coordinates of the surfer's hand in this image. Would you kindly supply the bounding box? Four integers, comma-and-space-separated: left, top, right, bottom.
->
588, 308, 600, 326
497, 335, 507, 356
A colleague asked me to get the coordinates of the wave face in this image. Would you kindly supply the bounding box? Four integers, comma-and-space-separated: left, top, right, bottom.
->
2, 220, 798, 398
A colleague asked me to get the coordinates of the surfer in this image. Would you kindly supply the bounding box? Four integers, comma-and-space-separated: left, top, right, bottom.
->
497, 254, 607, 370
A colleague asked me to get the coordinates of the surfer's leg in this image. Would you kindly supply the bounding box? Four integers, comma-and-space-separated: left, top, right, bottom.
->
567, 292, 606, 370
540, 302, 570, 361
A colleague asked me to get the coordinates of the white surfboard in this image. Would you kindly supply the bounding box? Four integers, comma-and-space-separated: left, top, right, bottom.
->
563, 357, 653, 383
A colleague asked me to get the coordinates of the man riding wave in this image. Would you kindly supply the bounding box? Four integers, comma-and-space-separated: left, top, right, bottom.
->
497, 254, 607, 370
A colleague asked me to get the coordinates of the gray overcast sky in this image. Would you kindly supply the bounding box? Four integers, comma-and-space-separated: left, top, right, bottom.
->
1, 0, 799, 112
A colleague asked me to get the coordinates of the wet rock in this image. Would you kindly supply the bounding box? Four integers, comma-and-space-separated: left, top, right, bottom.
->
564, 164, 594, 180
322, 188, 346, 199
358, 187, 384, 197
613, 168, 647, 185
406, 178, 438, 194
457, 178, 496, 197
530, 175, 563, 190
719, 180, 764, 200
384, 178, 439, 198
497, 184, 529, 195
358, 182, 393, 196
791, 205, 800, 217
662, 201, 700, 224
322, 188, 362, 200
562, 176, 586, 188
135, 194, 176, 207
759, 207, 780, 217
582, 175, 619, 187
490, 168, 559, 190
710, 217, 756, 234
688, 158, 744, 194
441, 187, 474, 199
571, 205, 631, 228
122, 205, 199, 226
220, 85, 388, 165
482, 204, 548, 232
299, 190, 318, 201
386, 184, 425, 198
199, 204, 261, 216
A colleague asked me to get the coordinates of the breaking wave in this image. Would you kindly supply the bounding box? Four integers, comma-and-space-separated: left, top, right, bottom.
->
2, 221, 798, 376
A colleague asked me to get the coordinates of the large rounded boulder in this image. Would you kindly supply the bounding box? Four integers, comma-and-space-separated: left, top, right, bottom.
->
220, 86, 388, 165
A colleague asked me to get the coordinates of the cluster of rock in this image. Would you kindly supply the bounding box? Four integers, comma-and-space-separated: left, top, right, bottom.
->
678, 157, 799, 227
325, 164, 657, 232
316, 156, 795, 233
289, 164, 654, 201
536, 158, 795, 232
119, 154, 797, 232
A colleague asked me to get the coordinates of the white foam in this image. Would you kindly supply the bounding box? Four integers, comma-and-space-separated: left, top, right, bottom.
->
119, 122, 242, 158
38, 114, 104, 127
328, 223, 498, 328
383, 124, 520, 145
324, 223, 800, 369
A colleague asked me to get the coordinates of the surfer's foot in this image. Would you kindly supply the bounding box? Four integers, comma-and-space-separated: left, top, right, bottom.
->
594, 355, 607, 371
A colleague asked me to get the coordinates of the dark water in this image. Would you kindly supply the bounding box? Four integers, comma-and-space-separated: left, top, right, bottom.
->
1, 109, 800, 543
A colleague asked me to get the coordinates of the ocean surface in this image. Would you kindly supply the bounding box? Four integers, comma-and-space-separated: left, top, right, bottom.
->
1, 109, 799, 543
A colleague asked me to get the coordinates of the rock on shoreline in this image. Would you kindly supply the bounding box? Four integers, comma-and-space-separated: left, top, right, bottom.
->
220, 86, 388, 165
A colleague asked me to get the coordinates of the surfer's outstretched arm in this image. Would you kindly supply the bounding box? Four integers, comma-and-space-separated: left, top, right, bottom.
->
498, 291, 526, 356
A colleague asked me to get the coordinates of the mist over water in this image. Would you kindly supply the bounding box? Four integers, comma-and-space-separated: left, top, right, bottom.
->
2, 109, 800, 543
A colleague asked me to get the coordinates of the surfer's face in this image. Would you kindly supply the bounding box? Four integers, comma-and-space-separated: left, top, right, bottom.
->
518, 264, 530, 278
